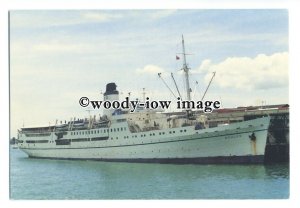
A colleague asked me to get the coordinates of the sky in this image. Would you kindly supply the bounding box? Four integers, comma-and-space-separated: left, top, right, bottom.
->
10, 9, 289, 137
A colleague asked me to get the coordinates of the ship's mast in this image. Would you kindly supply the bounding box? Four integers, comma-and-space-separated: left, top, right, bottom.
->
182, 35, 191, 101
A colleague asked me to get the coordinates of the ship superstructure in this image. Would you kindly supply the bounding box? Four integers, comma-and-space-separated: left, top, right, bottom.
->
17, 36, 271, 164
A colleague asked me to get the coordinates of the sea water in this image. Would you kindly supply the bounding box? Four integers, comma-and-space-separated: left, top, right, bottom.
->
9, 148, 289, 199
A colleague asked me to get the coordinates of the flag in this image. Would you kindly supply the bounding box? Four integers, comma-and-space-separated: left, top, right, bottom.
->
176, 55, 180, 60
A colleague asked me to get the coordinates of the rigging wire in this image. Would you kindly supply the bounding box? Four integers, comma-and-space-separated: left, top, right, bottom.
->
201, 71, 216, 101
158, 73, 178, 99
171, 72, 182, 100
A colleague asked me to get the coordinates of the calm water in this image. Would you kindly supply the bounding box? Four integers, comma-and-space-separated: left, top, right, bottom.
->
9, 148, 289, 199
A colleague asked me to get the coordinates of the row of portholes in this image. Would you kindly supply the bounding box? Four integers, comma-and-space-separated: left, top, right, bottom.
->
70, 127, 127, 136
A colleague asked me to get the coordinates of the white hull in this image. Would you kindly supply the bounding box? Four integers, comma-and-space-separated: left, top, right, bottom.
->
18, 117, 270, 164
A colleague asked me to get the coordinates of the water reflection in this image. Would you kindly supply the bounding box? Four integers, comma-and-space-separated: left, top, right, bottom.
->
10, 149, 289, 199
264, 164, 289, 179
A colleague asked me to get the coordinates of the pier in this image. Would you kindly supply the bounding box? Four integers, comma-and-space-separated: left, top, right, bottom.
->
169, 104, 289, 163
201, 104, 289, 163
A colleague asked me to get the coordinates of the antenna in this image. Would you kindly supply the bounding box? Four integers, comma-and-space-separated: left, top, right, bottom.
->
142, 88, 146, 102
128, 92, 131, 101
86, 108, 92, 116
192, 81, 199, 100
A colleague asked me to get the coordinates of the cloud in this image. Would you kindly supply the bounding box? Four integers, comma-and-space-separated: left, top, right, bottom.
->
195, 59, 212, 74
32, 42, 91, 53
148, 10, 177, 20
10, 10, 178, 30
10, 11, 82, 29
195, 52, 288, 90
136, 65, 166, 75
80, 12, 123, 22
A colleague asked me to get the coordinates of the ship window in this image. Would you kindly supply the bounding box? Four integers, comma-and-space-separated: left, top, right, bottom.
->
114, 128, 116, 132
153, 133, 155, 136
150, 133, 152, 136
180, 130, 183, 132
71, 132, 73, 135
121, 127, 123, 131
91, 137, 108, 141
169, 131, 172, 134
97, 130, 99, 133
111, 129, 113, 132
184, 129, 187, 132
104, 129, 106, 133
117, 128, 119, 131
141, 135, 143, 137
173, 131, 175, 133
159, 132, 161, 135
72, 138, 89, 142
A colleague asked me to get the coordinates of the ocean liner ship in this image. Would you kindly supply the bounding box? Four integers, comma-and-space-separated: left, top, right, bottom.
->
16, 36, 271, 164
